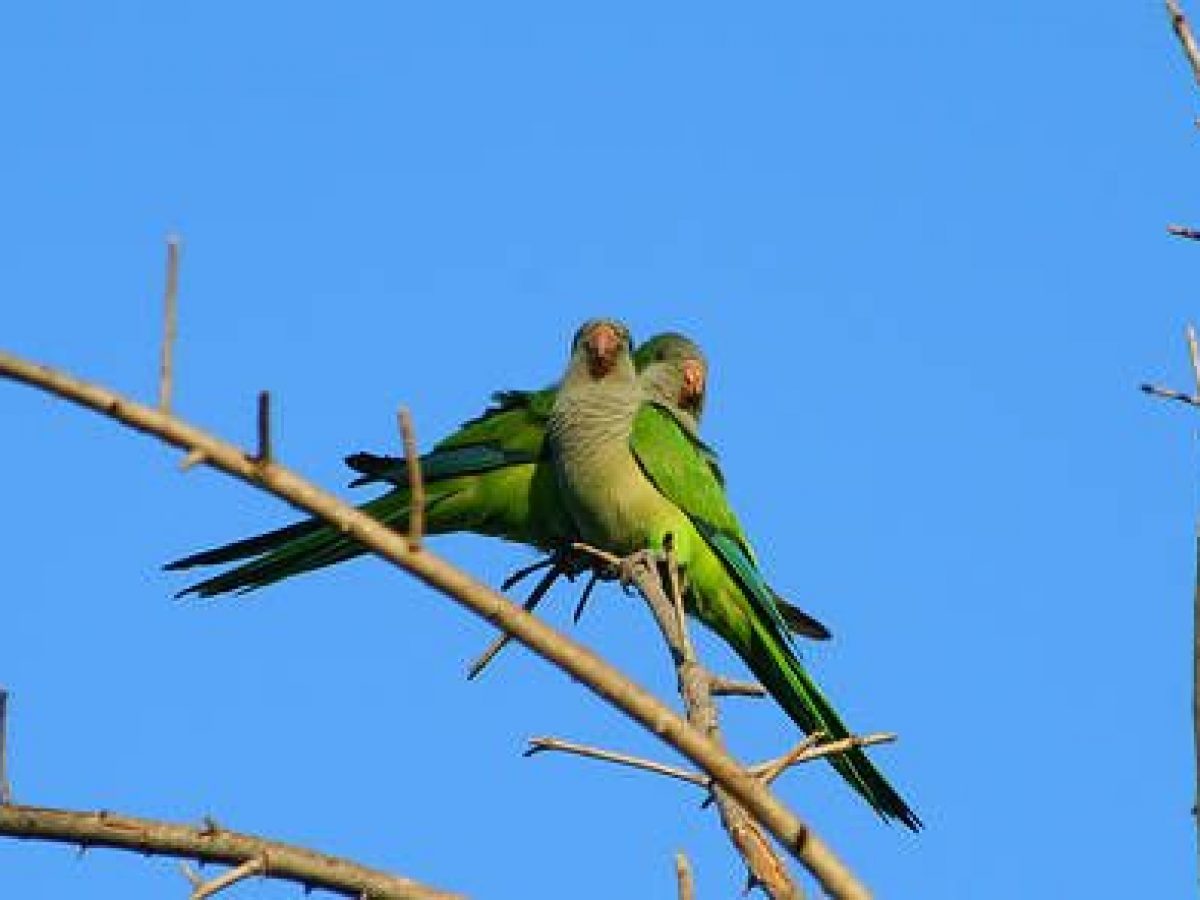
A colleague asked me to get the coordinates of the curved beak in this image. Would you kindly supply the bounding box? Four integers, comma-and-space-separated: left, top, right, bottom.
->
584, 323, 621, 379
681, 358, 706, 409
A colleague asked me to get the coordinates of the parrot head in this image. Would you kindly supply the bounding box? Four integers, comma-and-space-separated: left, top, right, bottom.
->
635, 332, 708, 422
570, 318, 635, 381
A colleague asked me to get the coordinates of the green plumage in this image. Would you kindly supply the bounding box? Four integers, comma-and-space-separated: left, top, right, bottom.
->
167, 336, 729, 598
166, 387, 568, 596
550, 320, 918, 829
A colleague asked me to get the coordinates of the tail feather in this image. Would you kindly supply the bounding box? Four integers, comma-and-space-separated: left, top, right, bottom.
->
173, 490, 416, 599
740, 615, 922, 830
164, 516, 328, 570
694, 520, 918, 829
346, 445, 539, 490
773, 591, 832, 641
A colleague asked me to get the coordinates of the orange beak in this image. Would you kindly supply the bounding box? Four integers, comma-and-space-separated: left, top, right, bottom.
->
584, 323, 621, 378
681, 358, 705, 408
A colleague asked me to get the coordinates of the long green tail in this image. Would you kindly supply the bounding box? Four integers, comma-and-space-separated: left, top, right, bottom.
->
165, 488, 437, 598
736, 611, 921, 830
697, 524, 920, 829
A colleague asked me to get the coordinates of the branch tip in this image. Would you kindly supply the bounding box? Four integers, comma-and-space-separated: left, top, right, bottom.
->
1168, 0, 1200, 87
0, 688, 11, 805
158, 235, 180, 414
397, 407, 424, 550
180, 448, 207, 472
675, 852, 695, 900
255, 391, 273, 465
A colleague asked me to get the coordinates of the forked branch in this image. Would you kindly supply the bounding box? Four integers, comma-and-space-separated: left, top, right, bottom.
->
0, 805, 455, 900
0, 349, 870, 899
599, 544, 802, 900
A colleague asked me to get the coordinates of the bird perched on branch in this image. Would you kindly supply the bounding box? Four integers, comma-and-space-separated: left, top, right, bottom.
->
548, 318, 919, 829
165, 332, 828, 645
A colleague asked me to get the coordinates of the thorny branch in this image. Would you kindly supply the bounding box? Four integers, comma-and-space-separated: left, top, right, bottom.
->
0, 805, 456, 900
0, 349, 872, 899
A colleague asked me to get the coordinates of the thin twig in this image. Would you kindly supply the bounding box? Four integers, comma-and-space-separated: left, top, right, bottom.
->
1191, 323, 1200, 883
179, 448, 208, 471
675, 852, 695, 900
180, 862, 203, 888
188, 855, 266, 900
663, 534, 688, 649
0, 349, 868, 899
1193, 529, 1200, 867
1187, 325, 1200, 395
752, 735, 826, 787
570, 541, 623, 570
1141, 322, 1200, 882
158, 236, 180, 414
752, 733, 897, 787
525, 736, 706, 786
1142, 383, 1200, 407
0, 805, 454, 900
708, 676, 767, 698
1168, 0, 1200, 88
255, 391, 272, 464
1170, 224, 1200, 241
398, 407, 424, 550
0, 689, 10, 805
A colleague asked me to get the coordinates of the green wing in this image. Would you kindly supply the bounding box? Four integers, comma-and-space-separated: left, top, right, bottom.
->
168, 388, 563, 596
347, 388, 553, 488
631, 401, 794, 641
630, 402, 829, 641
630, 402, 743, 545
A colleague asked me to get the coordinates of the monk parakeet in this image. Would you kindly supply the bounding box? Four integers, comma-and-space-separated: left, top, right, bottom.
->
167, 332, 829, 650
548, 319, 919, 830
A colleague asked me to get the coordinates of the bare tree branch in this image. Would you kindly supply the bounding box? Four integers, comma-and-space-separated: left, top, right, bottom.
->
708, 676, 767, 698
1168, 0, 1200, 88
0, 349, 870, 899
0, 689, 10, 805
157, 236, 180, 414
1142, 322, 1200, 883
398, 407, 424, 549
675, 851, 695, 900
618, 549, 802, 900
255, 390, 273, 464
751, 734, 897, 787
0, 805, 456, 900
526, 735, 707, 787
183, 855, 265, 899
1169, 224, 1200, 241
1141, 382, 1200, 407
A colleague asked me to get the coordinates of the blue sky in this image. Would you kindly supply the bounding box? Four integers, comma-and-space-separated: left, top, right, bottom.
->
1, 2, 1197, 896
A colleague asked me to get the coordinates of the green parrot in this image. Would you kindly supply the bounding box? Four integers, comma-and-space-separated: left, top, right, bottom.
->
547, 319, 919, 830
166, 333, 829, 646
